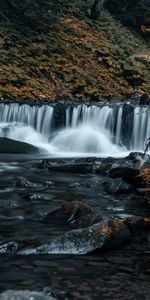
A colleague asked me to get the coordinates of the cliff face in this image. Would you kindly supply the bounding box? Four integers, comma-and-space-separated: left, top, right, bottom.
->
0, 0, 150, 101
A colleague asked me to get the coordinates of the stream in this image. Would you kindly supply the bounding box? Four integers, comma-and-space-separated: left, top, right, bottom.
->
0, 102, 150, 299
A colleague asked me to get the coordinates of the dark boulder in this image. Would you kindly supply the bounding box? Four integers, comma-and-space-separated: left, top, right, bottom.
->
38, 159, 94, 173
48, 162, 93, 173
103, 178, 133, 195
18, 218, 132, 255
125, 216, 150, 235
95, 161, 113, 175
1, 217, 149, 255
43, 201, 94, 227
127, 152, 146, 165
0, 137, 39, 154
109, 167, 142, 187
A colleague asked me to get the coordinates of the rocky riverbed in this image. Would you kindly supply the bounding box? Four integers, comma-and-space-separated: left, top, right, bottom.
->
0, 152, 149, 299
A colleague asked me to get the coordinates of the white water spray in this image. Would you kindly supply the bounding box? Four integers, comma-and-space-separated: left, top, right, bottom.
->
0, 103, 149, 157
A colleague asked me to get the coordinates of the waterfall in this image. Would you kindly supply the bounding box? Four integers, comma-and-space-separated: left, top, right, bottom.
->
0, 102, 149, 157
0, 103, 54, 137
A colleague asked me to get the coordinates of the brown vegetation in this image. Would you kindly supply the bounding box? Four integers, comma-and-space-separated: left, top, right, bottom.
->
140, 165, 150, 205
0, 1, 150, 101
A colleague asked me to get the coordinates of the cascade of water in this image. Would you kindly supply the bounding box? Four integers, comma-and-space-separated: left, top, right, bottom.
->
0, 103, 54, 136
0, 102, 149, 156
66, 104, 150, 150
132, 107, 150, 151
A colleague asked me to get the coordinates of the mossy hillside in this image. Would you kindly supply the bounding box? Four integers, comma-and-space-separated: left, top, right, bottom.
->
0, 1, 150, 101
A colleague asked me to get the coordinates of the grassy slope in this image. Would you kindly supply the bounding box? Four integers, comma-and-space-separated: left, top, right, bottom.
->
0, 1, 150, 101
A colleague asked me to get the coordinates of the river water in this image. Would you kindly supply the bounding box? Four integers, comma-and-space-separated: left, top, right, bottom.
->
0, 103, 150, 299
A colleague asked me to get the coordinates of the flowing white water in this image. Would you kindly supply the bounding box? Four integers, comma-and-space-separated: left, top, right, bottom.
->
0, 103, 149, 157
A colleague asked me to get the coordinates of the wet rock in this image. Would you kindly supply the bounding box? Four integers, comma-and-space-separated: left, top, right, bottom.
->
0, 241, 18, 254
109, 167, 142, 187
38, 159, 51, 169
139, 93, 150, 105
52, 102, 66, 130
25, 193, 50, 201
129, 92, 141, 105
16, 177, 42, 188
74, 157, 100, 164
95, 154, 141, 176
44, 180, 55, 188
0, 137, 39, 154
121, 104, 134, 148
127, 152, 146, 166
1, 217, 149, 256
18, 218, 132, 255
43, 201, 93, 226
48, 162, 93, 173
142, 156, 150, 168
0, 290, 57, 300
103, 178, 133, 195
125, 216, 150, 234
95, 162, 112, 175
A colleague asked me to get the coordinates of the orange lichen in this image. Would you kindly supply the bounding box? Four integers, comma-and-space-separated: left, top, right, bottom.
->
140, 166, 150, 204
144, 217, 150, 222
93, 218, 123, 240
141, 25, 150, 33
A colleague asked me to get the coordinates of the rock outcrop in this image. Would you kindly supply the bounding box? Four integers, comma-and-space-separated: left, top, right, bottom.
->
0, 137, 40, 154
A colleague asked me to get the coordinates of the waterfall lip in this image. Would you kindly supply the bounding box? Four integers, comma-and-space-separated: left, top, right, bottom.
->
0, 99, 136, 108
